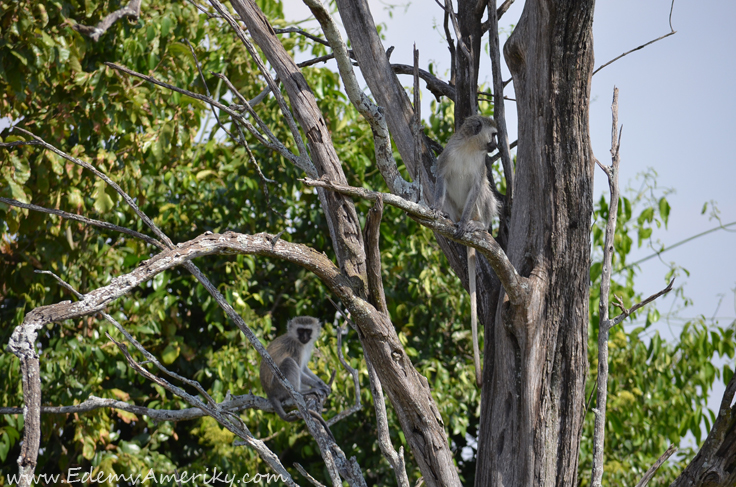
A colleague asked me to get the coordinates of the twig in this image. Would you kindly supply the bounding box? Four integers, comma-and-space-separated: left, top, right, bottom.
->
185, 39, 231, 139
0, 197, 162, 248
275, 27, 329, 46
71, 0, 142, 42
622, 221, 736, 270
295, 463, 327, 487
480, 0, 516, 33
391, 64, 456, 101
326, 322, 362, 426
593, 0, 677, 76
634, 444, 677, 487
610, 279, 675, 328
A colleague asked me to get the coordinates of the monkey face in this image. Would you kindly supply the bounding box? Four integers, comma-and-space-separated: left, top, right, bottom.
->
486, 131, 498, 153
296, 326, 313, 344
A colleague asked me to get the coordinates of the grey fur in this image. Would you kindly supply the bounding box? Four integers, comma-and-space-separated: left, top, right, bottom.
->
433, 115, 499, 388
260, 316, 334, 439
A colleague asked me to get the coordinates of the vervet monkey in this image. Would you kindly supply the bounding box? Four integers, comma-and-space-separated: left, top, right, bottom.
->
433, 115, 499, 388
260, 316, 334, 439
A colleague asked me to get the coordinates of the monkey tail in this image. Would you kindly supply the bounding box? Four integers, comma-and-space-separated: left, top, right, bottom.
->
309, 410, 336, 443
270, 399, 298, 422
468, 247, 482, 388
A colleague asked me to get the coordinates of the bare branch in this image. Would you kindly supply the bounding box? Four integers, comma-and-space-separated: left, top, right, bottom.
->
295, 463, 327, 487
10, 127, 175, 248
71, 0, 142, 42
634, 444, 677, 487
363, 196, 388, 316
0, 197, 163, 248
591, 87, 623, 487
487, 0, 515, 212
0, 393, 272, 422
593, 0, 677, 76
108, 333, 298, 485
302, 0, 418, 201
391, 64, 456, 101
207, 0, 311, 164
301, 178, 528, 305
610, 279, 675, 328
275, 27, 329, 46
365, 354, 410, 487
480, 0, 516, 33
326, 323, 362, 426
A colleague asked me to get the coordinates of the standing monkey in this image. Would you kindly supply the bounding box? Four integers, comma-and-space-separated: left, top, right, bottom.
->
260, 316, 334, 439
433, 115, 499, 388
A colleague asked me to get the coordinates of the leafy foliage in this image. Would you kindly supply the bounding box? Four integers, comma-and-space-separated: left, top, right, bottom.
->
0, 1, 731, 486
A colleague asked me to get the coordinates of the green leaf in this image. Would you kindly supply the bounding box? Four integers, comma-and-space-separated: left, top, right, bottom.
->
161, 343, 180, 365
659, 197, 670, 228
93, 180, 115, 213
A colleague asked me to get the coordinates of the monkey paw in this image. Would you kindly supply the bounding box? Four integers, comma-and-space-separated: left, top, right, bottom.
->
454, 220, 485, 238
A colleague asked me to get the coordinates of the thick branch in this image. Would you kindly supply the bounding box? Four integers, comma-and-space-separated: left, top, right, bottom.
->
363, 197, 388, 316
71, 0, 142, 42
301, 178, 528, 305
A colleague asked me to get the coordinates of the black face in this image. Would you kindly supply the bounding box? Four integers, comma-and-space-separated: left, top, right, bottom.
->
297, 327, 313, 344
486, 133, 498, 152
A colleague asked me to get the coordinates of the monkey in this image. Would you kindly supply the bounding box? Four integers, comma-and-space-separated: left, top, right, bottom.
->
259, 316, 335, 440
433, 115, 499, 388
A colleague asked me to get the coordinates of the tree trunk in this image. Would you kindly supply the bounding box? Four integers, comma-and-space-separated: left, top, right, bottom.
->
475, 0, 595, 485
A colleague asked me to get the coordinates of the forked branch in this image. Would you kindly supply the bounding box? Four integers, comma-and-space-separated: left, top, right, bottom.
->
301, 177, 528, 305
71, 0, 142, 42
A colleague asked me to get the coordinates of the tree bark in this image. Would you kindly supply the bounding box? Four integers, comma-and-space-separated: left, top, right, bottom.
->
475, 0, 595, 486
230, 2, 462, 485
669, 371, 736, 487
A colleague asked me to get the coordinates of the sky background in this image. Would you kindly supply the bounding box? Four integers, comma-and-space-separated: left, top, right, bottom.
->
282, 0, 736, 436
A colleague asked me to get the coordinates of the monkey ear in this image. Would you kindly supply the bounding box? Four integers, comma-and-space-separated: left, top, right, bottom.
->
468, 117, 483, 136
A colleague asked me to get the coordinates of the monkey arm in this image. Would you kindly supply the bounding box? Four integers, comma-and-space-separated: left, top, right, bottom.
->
301, 367, 331, 394
457, 176, 485, 233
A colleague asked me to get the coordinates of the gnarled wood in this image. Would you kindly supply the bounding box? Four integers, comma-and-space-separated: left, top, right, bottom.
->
475, 0, 595, 485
